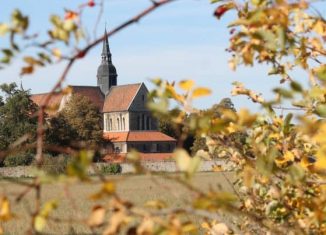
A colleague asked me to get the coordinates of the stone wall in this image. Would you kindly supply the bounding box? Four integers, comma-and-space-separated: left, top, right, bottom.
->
0, 160, 233, 178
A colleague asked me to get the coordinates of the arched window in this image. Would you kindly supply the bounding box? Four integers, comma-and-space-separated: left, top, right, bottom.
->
117, 118, 120, 130
110, 119, 112, 131
137, 116, 140, 130
146, 117, 150, 130
122, 117, 126, 130
105, 118, 109, 131
142, 114, 145, 130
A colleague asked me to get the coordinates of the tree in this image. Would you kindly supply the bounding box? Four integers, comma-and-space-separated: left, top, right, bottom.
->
0, 83, 38, 159
46, 94, 103, 148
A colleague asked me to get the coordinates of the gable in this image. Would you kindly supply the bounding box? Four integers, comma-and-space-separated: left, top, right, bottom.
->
128, 83, 149, 112
102, 83, 142, 112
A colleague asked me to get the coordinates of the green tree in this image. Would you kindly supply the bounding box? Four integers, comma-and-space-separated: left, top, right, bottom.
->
46, 94, 103, 149
0, 83, 38, 155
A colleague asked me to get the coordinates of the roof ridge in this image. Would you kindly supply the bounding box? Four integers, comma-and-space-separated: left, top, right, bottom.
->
110, 83, 142, 88
31, 91, 60, 96
68, 85, 99, 88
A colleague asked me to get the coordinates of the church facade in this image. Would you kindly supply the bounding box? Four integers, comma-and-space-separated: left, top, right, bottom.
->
31, 29, 176, 161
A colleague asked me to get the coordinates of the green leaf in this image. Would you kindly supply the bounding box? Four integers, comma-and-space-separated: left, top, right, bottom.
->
290, 81, 303, 92
273, 88, 293, 98
315, 103, 326, 118
282, 113, 293, 135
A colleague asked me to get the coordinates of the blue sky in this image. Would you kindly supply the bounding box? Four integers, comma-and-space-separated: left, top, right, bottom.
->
1, 0, 325, 111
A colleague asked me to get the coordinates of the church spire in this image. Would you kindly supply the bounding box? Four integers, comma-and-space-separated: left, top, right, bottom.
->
97, 27, 118, 95
101, 28, 112, 63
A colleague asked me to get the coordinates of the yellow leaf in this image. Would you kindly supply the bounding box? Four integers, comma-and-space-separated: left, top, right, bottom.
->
144, 200, 167, 209
34, 216, 46, 232
103, 181, 115, 194
313, 20, 326, 36
212, 165, 223, 172
179, 80, 195, 91
87, 205, 106, 227
275, 151, 294, 168
192, 87, 212, 98
174, 148, 190, 172
40, 200, 57, 218
0, 24, 9, 36
313, 146, 326, 173
52, 48, 62, 59
90, 182, 115, 200
0, 197, 12, 221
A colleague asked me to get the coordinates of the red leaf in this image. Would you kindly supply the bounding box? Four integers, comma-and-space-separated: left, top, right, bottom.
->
64, 10, 78, 20
214, 3, 234, 19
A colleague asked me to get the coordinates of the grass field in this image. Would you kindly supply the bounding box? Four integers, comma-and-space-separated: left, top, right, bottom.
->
0, 172, 236, 234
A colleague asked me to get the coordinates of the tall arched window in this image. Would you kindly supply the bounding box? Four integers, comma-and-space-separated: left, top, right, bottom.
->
146, 116, 150, 130
105, 118, 109, 131
117, 118, 120, 130
142, 114, 145, 130
122, 117, 126, 130
137, 116, 140, 130
110, 119, 112, 131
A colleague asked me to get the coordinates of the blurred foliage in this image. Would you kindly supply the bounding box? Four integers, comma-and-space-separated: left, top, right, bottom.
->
0, 0, 325, 234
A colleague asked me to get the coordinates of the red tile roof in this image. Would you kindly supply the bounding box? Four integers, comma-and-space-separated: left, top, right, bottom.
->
70, 86, 104, 111
31, 85, 104, 115
103, 152, 174, 162
30, 92, 64, 116
103, 131, 176, 142
103, 83, 142, 112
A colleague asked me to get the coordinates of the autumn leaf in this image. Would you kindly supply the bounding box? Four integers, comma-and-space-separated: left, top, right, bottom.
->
192, 87, 212, 98
64, 10, 78, 20
87, 205, 106, 227
214, 2, 235, 19
0, 197, 13, 221
20, 66, 34, 76
179, 80, 195, 91
0, 24, 9, 36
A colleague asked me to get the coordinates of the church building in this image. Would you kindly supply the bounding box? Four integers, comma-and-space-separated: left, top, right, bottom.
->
31, 29, 176, 161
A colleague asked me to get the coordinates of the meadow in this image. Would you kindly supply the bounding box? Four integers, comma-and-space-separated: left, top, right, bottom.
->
0, 172, 236, 234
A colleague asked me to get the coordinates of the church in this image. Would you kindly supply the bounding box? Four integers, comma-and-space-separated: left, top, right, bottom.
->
31, 29, 176, 161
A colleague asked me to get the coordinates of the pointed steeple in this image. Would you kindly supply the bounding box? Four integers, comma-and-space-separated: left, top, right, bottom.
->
101, 28, 112, 63
97, 27, 118, 95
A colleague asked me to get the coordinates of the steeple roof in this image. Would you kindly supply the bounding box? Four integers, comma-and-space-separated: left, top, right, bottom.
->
101, 28, 112, 63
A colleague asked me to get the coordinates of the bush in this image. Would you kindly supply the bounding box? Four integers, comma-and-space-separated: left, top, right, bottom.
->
100, 164, 122, 174
3, 152, 34, 167
32, 154, 71, 175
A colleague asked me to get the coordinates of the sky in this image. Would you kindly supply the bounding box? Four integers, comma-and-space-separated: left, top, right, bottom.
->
0, 0, 325, 111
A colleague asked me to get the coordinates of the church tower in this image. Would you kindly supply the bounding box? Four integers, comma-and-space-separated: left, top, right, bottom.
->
97, 28, 117, 95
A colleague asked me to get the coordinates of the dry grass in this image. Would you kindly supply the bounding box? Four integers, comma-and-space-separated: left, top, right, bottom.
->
0, 172, 236, 234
